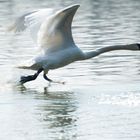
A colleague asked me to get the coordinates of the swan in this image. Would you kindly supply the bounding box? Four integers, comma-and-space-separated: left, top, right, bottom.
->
9, 4, 140, 84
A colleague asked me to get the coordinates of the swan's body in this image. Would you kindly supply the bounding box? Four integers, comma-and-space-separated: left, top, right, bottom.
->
9, 4, 140, 84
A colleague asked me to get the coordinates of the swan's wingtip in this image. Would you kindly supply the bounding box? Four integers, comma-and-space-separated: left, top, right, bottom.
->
71, 4, 80, 7
68, 4, 80, 9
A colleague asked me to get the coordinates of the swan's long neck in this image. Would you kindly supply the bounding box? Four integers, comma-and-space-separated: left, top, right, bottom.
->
83, 44, 140, 60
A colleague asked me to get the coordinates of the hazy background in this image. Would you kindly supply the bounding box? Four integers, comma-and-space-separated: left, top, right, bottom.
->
0, 0, 140, 139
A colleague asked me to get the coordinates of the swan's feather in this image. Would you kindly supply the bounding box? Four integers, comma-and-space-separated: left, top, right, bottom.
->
8, 8, 54, 43
9, 5, 79, 53
7, 11, 37, 32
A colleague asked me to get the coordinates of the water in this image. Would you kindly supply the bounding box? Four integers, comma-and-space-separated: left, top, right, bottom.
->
0, 0, 140, 139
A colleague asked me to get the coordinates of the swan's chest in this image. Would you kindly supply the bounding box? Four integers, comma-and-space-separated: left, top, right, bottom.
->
48, 51, 77, 69
40, 48, 83, 69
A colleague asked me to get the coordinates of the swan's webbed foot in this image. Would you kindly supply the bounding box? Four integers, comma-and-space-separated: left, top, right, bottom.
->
19, 68, 43, 84
20, 74, 37, 84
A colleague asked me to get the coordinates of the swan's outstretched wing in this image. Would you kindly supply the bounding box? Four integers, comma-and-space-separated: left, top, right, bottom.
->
8, 8, 54, 42
8, 11, 36, 32
37, 5, 80, 52
9, 5, 80, 53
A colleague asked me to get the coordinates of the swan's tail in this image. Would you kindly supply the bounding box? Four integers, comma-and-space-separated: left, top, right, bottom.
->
17, 60, 39, 70
17, 65, 40, 71
17, 65, 32, 69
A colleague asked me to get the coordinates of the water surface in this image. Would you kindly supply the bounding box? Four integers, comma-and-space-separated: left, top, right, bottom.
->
0, 0, 140, 139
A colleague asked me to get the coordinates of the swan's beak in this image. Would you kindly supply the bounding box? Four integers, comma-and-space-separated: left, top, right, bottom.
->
54, 4, 80, 28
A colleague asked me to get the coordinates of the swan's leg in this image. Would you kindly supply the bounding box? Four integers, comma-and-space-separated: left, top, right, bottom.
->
43, 72, 65, 84
20, 68, 43, 84
43, 73, 53, 82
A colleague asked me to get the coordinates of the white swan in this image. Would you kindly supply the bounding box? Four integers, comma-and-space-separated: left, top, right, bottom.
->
9, 4, 140, 84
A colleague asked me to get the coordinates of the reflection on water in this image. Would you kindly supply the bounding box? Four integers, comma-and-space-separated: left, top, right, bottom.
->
1, 85, 140, 140
36, 89, 77, 140
0, 85, 78, 140
0, 0, 140, 139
